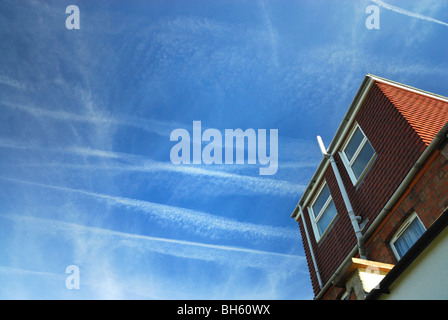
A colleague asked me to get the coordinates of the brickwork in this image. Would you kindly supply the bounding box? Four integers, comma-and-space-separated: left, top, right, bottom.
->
366, 146, 448, 264
299, 79, 448, 298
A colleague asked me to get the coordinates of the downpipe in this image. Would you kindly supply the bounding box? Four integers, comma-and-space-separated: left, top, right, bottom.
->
317, 136, 367, 260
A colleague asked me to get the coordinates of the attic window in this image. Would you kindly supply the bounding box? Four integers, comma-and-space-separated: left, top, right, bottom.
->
308, 182, 338, 242
340, 123, 376, 185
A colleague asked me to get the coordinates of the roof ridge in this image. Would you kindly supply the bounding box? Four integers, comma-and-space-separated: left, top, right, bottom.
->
368, 74, 448, 103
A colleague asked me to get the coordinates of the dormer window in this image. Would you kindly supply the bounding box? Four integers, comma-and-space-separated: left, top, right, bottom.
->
309, 182, 338, 242
340, 123, 376, 186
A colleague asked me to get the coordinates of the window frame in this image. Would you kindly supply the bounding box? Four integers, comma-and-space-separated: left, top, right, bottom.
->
390, 212, 426, 261
308, 181, 338, 242
339, 123, 377, 186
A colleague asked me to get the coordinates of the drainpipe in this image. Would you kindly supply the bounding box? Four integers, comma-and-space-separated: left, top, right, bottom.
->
298, 205, 323, 289
317, 136, 367, 260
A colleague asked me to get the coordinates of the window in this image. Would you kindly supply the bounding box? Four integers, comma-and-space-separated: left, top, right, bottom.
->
390, 213, 426, 260
340, 124, 376, 185
309, 182, 338, 241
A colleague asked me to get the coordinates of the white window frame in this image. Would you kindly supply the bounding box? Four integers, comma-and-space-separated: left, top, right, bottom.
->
308, 181, 338, 242
390, 212, 426, 261
340, 123, 376, 186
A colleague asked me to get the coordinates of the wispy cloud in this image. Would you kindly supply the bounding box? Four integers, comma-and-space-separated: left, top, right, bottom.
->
0, 265, 62, 278
0, 176, 299, 241
370, 0, 448, 28
0, 138, 32, 150
0, 101, 311, 193
70, 147, 304, 197
259, 0, 279, 67
0, 214, 304, 271
0, 261, 170, 299
0, 138, 306, 197
0, 74, 26, 90
0, 100, 179, 138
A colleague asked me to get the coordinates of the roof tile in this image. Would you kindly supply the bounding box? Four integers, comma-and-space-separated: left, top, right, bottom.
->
376, 81, 448, 145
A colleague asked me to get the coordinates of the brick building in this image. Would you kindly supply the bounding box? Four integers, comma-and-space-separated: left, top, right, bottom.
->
290, 74, 448, 300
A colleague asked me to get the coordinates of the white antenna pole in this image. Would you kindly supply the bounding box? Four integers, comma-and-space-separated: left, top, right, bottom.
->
316, 135, 328, 157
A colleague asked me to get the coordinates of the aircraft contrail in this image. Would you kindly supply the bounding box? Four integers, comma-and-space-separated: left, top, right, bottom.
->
0, 214, 304, 270
0, 100, 178, 137
371, 0, 448, 28
0, 140, 305, 197
0, 176, 299, 241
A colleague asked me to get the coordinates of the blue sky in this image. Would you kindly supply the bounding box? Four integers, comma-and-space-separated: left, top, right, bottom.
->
0, 0, 447, 300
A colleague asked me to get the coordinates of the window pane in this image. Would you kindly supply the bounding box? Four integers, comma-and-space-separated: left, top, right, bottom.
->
344, 127, 364, 162
352, 140, 375, 179
312, 185, 331, 218
317, 200, 337, 235
394, 218, 426, 258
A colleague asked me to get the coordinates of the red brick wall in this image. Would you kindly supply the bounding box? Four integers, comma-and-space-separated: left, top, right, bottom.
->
366, 146, 448, 264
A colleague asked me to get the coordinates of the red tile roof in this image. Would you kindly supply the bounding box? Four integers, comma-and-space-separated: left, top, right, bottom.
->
376, 81, 448, 145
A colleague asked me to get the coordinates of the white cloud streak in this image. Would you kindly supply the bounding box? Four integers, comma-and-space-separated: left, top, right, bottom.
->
0, 75, 26, 90
0, 138, 306, 197
71, 147, 304, 197
0, 265, 62, 278
0, 176, 299, 241
0, 214, 304, 271
370, 0, 448, 27
0, 100, 178, 137
259, 0, 279, 67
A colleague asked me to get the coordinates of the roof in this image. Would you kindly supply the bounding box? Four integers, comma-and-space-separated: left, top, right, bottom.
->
291, 74, 448, 220
376, 81, 448, 146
